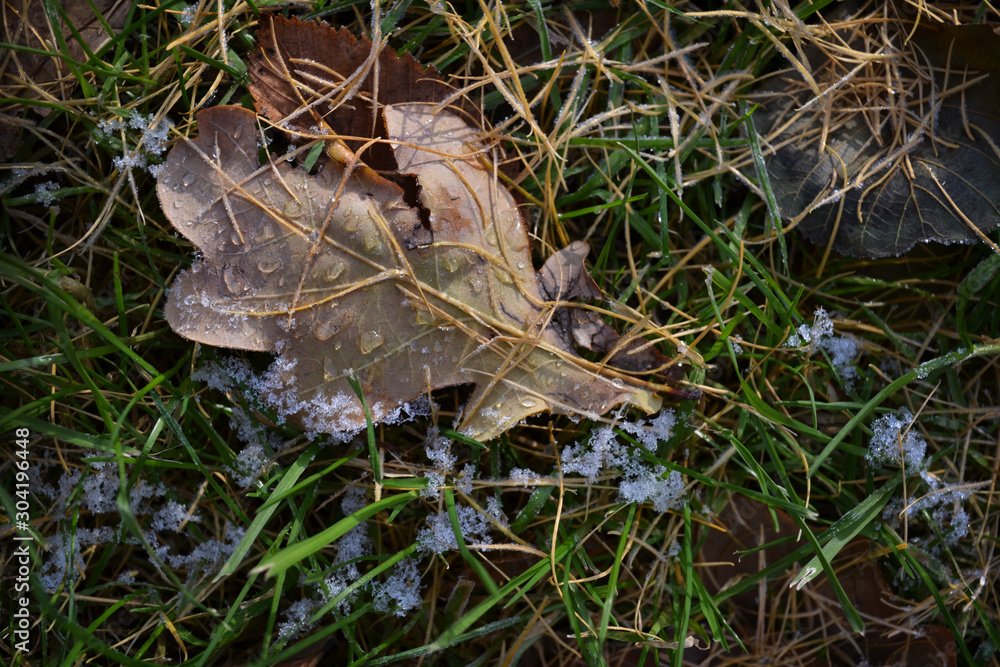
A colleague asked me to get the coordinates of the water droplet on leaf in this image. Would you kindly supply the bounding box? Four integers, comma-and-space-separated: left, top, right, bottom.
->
325, 261, 345, 282
258, 259, 280, 274
363, 230, 381, 252
357, 329, 385, 354
314, 320, 339, 341
223, 265, 248, 294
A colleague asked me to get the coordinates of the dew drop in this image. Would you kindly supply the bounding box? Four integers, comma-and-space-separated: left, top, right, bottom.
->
362, 231, 382, 252
325, 261, 345, 282
442, 256, 460, 273
323, 357, 339, 380
433, 341, 443, 353
520, 397, 538, 408
258, 259, 280, 275
230, 231, 244, 246
223, 265, 248, 294
182, 173, 196, 187
342, 212, 361, 233
357, 330, 385, 354
258, 224, 276, 242
314, 320, 339, 341
173, 200, 184, 209
468, 277, 484, 294
282, 200, 301, 217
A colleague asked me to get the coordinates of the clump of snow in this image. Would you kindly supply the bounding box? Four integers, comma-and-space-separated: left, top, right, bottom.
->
422, 471, 445, 498
32, 452, 230, 592
178, 4, 197, 25
422, 427, 455, 499
508, 467, 542, 486
98, 112, 173, 174
561, 426, 619, 481
166, 522, 245, 583
417, 505, 493, 554
786, 308, 862, 387
485, 496, 509, 529
80, 459, 121, 514
424, 427, 456, 471
227, 442, 268, 488
193, 352, 429, 446
455, 463, 475, 495
866, 409, 926, 471
33, 181, 61, 205
150, 499, 197, 533
868, 409, 976, 548
560, 410, 686, 513
621, 410, 676, 450
372, 558, 424, 616
335, 486, 372, 579
277, 597, 320, 640
619, 469, 686, 513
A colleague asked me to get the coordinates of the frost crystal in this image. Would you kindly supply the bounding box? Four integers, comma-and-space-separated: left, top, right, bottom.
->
99, 112, 173, 174
867, 409, 926, 471
425, 427, 456, 471
335, 486, 372, 579
787, 308, 861, 387
508, 467, 542, 486
34, 181, 61, 205
417, 505, 493, 554
166, 522, 245, 583
560, 411, 687, 512
372, 558, 423, 616
228, 442, 268, 488
277, 597, 320, 640
151, 500, 196, 533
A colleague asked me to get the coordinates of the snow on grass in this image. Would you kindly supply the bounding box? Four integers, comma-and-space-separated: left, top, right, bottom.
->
372, 558, 424, 616
32, 452, 238, 592
786, 307, 862, 387
866, 409, 927, 471
868, 409, 975, 547
227, 441, 269, 488
560, 410, 687, 513
97, 112, 172, 175
417, 505, 493, 554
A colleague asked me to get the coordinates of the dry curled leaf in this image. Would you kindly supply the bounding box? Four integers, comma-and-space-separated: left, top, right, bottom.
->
755, 6, 1000, 258
159, 20, 689, 442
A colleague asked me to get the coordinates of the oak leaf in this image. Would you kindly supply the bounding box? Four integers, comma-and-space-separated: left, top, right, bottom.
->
159, 102, 673, 441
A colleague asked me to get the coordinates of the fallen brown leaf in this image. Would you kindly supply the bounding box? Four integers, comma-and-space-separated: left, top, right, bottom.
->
159, 20, 691, 442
